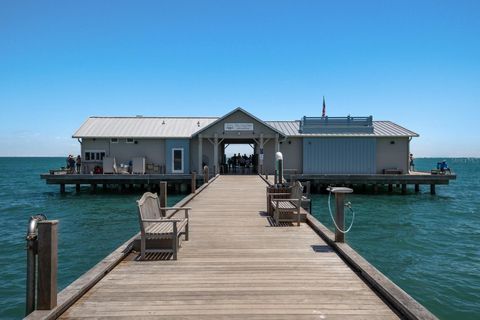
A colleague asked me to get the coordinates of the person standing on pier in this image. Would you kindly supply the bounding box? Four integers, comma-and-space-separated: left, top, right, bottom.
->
76, 155, 82, 174
409, 153, 415, 172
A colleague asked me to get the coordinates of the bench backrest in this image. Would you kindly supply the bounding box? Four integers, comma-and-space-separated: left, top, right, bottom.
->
137, 192, 162, 232
291, 181, 303, 203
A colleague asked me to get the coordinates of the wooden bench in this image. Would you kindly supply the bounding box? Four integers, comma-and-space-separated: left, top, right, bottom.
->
137, 192, 190, 260
268, 181, 304, 226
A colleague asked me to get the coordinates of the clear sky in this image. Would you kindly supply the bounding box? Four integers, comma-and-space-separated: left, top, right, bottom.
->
1, 0, 479, 157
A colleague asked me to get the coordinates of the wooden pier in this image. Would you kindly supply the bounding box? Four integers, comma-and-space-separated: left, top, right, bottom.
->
41, 171, 455, 195
27, 175, 436, 319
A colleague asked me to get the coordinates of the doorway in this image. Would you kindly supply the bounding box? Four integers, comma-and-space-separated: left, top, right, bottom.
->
221, 141, 257, 175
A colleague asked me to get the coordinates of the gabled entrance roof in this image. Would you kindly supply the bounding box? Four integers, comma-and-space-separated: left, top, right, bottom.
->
191, 107, 286, 138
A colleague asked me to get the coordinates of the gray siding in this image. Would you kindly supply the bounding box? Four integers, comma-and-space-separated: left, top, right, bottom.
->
262, 141, 276, 174
303, 138, 376, 174
279, 138, 303, 173
81, 138, 166, 173
375, 138, 409, 173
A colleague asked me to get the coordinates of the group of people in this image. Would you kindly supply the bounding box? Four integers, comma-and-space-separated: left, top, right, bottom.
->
66, 155, 82, 174
409, 153, 451, 174
226, 153, 256, 172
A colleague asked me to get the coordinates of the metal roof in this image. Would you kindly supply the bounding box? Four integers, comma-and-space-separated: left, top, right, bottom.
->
73, 117, 218, 138
73, 116, 418, 138
266, 120, 419, 137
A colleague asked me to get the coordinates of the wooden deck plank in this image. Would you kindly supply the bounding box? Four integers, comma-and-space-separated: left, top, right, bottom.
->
60, 175, 399, 319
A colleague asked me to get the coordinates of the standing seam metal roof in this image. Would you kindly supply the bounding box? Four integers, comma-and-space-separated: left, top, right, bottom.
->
73, 117, 219, 138
73, 117, 418, 138
265, 120, 419, 137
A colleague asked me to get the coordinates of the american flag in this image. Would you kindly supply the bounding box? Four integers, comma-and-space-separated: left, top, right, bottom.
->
322, 96, 326, 117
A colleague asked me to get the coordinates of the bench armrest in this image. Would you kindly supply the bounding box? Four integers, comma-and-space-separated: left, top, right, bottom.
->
267, 193, 291, 196
273, 198, 301, 202
163, 207, 190, 219
142, 218, 183, 223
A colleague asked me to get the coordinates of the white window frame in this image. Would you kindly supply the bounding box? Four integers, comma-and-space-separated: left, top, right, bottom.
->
171, 148, 184, 173
84, 150, 106, 162
110, 138, 119, 143
126, 138, 134, 144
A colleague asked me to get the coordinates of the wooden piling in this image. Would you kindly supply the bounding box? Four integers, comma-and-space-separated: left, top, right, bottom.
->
103, 184, 107, 191
60, 184, 65, 194
401, 184, 407, 194
75, 184, 80, 192
160, 182, 167, 217
203, 166, 209, 184
388, 184, 393, 192
191, 172, 196, 194
415, 184, 420, 192
37, 220, 58, 310
430, 184, 436, 195
373, 184, 379, 194
91, 184, 97, 193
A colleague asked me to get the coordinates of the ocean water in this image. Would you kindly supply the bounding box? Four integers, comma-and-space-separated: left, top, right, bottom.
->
0, 158, 478, 319
0, 157, 186, 319
311, 158, 480, 320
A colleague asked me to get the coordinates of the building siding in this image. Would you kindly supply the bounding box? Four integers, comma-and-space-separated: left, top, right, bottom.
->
166, 139, 190, 174
303, 138, 376, 174
375, 137, 409, 173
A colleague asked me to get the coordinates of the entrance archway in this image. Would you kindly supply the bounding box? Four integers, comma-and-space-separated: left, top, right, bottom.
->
221, 139, 258, 175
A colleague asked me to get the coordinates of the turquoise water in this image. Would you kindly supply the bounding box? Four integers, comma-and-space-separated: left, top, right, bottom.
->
311, 158, 480, 320
0, 157, 186, 319
0, 158, 478, 319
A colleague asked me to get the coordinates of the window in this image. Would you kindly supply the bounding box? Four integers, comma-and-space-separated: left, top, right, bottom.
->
84, 150, 106, 161
172, 148, 184, 173
126, 138, 134, 143
110, 138, 118, 143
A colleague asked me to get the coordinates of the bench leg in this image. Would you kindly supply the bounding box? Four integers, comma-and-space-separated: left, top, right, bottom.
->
297, 208, 300, 226
140, 236, 146, 260
173, 235, 178, 260
185, 223, 189, 241
274, 208, 279, 225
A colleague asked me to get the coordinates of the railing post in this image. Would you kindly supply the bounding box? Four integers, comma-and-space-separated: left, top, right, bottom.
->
160, 182, 167, 217
191, 172, 196, 194
203, 166, 209, 184
37, 220, 58, 310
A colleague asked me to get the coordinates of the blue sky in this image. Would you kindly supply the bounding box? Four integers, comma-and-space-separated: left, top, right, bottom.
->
0, 0, 479, 157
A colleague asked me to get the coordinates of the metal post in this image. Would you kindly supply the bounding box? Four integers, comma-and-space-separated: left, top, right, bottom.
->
25, 214, 47, 316
335, 193, 345, 243
275, 152, 283, 185
160, 182, 167, 217
37, 220, 58, 310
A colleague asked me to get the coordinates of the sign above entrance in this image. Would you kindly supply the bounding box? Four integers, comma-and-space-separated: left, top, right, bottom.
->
224, 123, 254, 131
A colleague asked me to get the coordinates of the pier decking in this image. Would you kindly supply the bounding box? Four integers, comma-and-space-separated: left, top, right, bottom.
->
57, 175, 399, 319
